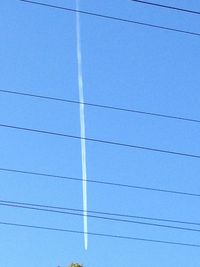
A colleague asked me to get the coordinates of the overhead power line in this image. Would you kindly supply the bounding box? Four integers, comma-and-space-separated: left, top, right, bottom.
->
1, 199, 200, 232
131, 0, 200, 15
1, 89, 200, 124
19, 0, 200, 37
1, 199, 200, 227
4, 202, 200, 233
1, 221, 200, 248
1, 167, 200, 199
1, 122, 200, 159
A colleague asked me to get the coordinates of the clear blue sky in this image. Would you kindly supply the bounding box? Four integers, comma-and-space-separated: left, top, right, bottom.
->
1, 0, 200, 266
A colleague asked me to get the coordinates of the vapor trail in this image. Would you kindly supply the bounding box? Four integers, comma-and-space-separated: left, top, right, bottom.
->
76, 0, 88, 250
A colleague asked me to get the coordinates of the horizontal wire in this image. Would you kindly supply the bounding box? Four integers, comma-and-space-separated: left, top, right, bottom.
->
1, 167, 200, 199
1, 122, 200, 159
9, 0, 200, 249
6, 203, 200, 232
1, 220, 200, 248
131, 0, 200, 15
19, 0, 200, 37
1, 89, 200, 124
1, 200, 200, 231
1, 199, 200, 227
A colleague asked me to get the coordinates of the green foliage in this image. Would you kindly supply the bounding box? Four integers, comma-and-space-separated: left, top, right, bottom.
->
69, 264, 83, 267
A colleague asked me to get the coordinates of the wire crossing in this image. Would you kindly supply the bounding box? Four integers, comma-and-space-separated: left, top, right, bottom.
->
19, 0, 200, 37
1, 167, 200, 198
1, 89, 200, 124
131, 0, 200, 15
1, 122, 200, 159
1, 221, 200, 248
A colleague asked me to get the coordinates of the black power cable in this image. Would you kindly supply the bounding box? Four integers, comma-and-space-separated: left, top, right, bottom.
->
1, 200, 200, 232
19, 0, 200, 37
131, 0, 200, 15
1, 167, 200, 198
1, 89, 200, 124
1, 221, 200, 248
1, 122, 200, 159
1, 199, 200, 226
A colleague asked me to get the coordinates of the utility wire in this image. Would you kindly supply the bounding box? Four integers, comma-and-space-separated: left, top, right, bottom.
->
4, 202, 200, 233
1, 167, 200, 199
2, 199, 200, 227
19, 0, 200, 37
1, 199, 200, 231
131, 0, 200, 16
1, 122, 200, 159
1, 199, 200, 227
1, 220, 200, 248
1, 89, 200, 124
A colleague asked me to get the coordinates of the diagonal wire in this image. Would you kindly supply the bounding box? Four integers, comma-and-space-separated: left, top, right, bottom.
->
131, 0, 200, 15
19, 0, 200, 37
1, 89, 200, 124
1, 167, 200, 199
1, 122, 200, 159
5, 202, 200, 233
1, 221, 200, 248
1, 199, 200, 231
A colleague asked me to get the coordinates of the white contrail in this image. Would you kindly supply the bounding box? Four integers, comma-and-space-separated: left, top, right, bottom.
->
76, 0, 88, 250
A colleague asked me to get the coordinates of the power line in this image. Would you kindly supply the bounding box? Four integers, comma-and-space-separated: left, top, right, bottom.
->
2, 199, 200, 227
19, 0, 200, 37
1, 166, 200, 199
1, 199, 200, 232
1, 89, 200, 124
1, 199, 200, 227
1, 221, 200, 248
1, 122, 200, 159
131, 0, 200, 15
5, 202, 200, 233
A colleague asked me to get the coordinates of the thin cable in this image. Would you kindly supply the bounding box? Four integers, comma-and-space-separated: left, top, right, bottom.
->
131, 0, 200, 15
19, 0, 200, 37
1, 167, 200, 199
1, 200, 200, 232
1, 221, 200, 248
1, 199, 200, 227
1, 122, 200, 159
1, 89, 200, 124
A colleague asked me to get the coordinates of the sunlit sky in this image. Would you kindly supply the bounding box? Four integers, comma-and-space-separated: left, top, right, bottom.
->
1, 0, 200, 266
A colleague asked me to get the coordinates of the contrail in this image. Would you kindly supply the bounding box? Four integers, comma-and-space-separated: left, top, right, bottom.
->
76, 0, 88, 250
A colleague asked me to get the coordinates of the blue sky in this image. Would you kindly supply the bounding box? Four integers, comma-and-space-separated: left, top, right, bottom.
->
1, 0, 200, 266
